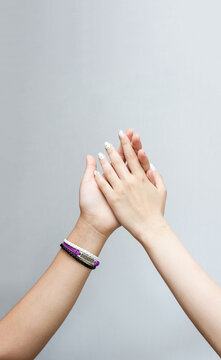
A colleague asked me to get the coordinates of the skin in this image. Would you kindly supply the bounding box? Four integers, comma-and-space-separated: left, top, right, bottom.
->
0, 128, 153, 360
94, 130, 221, 357
4, 127, 218, 357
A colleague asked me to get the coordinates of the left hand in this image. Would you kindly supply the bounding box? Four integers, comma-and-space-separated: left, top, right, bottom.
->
79, 129, 134, 238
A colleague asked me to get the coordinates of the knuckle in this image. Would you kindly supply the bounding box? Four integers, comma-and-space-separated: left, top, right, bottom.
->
126, 175, 135, 187
126, 150, 135, 161
104, 166, 112, 177
138, 172, 146, 182
117, 185, 125, 197
113, 182, 125, 198
112, 192, 120, 204
112, 155, 122, 167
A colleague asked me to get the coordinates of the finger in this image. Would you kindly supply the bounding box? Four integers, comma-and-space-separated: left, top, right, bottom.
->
94, 169, 113, 201
137, 149, 150, 173
118, 129, 144, 175
146, 169, 156, 187
131, 133, 142, 154
118, 128, 134, 161
151, 169, 166, 193
104, 141, 130, 179
98, 152, 120, 188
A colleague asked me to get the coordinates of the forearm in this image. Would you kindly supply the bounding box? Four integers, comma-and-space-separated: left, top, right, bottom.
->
0, 216, 107, 360
140, 220, 221, 357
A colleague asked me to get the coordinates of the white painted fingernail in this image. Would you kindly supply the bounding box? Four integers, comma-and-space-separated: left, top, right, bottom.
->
150, 163, 156, 171
98, 152, 105, 160
118, 129, 125, 139
94, 170, 99, 176
104, 141, 111, 149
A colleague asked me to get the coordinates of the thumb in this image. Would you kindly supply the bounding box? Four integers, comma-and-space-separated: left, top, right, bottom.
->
81, 154, 97, 182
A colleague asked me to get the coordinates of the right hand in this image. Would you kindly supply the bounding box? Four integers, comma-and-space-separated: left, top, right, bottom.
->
94, 130, 167, 242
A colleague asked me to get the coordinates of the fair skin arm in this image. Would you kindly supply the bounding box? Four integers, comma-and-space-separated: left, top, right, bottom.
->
94, 130, 221, 357
0, 217, 107, 360
0, 128, 152, 360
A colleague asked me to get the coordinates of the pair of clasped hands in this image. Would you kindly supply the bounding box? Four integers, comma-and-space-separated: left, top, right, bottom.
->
79, 128, 167, 246
1, 128, 220, 359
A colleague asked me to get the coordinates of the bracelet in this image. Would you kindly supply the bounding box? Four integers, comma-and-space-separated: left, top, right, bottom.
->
60, 243, 96, 270
62, 242, 99, 267
64, 238, 100, 262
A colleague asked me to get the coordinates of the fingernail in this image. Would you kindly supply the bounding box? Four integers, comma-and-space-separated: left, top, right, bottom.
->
98, 152, 105, 160
94, 170, 99, 176
118, 129, 125, 139
104, 141, 111, 149
150, 163, 156, 171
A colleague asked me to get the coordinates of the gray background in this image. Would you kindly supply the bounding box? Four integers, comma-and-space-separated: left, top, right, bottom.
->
0, 1, 220, 359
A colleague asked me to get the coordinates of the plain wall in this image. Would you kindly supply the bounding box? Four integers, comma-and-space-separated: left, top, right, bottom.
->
0, 1, 221, 359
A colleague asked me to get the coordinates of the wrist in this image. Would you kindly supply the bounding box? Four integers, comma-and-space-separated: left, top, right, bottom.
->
67, 215, 109, 257
137, 216, 170, 248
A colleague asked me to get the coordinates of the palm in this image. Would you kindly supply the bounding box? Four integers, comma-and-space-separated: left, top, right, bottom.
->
79, 155, 119, 236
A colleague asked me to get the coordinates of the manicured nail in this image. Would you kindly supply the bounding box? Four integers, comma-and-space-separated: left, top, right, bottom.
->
104, 141, 111, 149
118, 129, 125, 139
94, 170, 99, 176
150, 163, 156, 171
98, 152, 105, 160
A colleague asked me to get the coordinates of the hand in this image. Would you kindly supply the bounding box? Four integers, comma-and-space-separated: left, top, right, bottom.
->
118, 131, 156, 186
94, 130, 167, 242
78, 129, 156, 239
